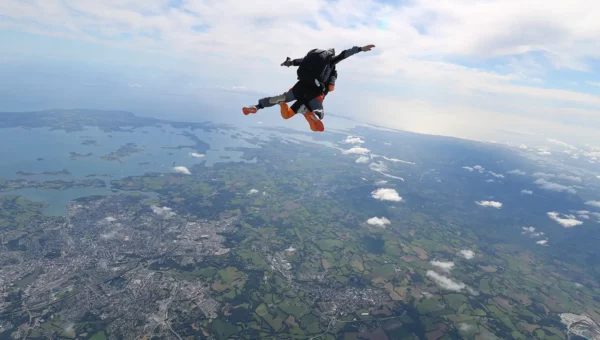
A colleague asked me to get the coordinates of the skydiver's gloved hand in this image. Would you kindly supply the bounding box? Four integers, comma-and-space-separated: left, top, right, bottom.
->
361, 44, 376, 52
281, 57, 292, 67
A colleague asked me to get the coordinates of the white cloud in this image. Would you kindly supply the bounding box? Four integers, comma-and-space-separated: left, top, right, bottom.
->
536, 240, 548, 245
466, 287, 480, 296
459, 249, 475, 260
371, 188, 402, 202
462, 166, 474, 172
105, 216, 117, 222
151, 205, 176, 218
485, 179, 495, 183
522, 226, 536, 233
507, 169, 526, 176
522, 226, 544, 238
356, 156, 370, 164
173, 166, 191, 175
342, 147, 370, 155
426, 270, 465, 292
473, 165, 485, 173
533, 172, 556, 179
488, 171, 505, 178
375, 180, 388, 186
537, 149, 552, 156
458, 323, 476, 333
379, 172, 405, 181
100, 230, 119, 240
597, 176, 600, 180
585, 201, 600, 208
547, 138, 577, 150
547, 212, 583, 228
189, 152, 205, 158
378, 156, 416, 165
557, 174, 582, 183
521, 190, 533, 195
534, 178, 576, 194
475, 200, 503, 209
430, 260, 455, 273
369, 162, 404, 181
248, 188, 259, 195
128, 83, 142, 88
367, 217, 391, 227
344, 136, 365, 144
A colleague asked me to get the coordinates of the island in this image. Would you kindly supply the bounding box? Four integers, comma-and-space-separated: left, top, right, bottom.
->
16, 169, 71, 176
0, 178, 106, 192
69, 152, 93, 160
100, 143, 142, 163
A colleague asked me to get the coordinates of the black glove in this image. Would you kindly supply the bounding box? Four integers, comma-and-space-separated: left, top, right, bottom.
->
281, 57, 292, 67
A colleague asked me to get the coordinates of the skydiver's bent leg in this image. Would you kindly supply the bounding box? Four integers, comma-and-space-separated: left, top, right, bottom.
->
242, 90, 295, 116
258, 91, 295, 109
278, 88, 298, 120
290, 101, 305, 115
304, 94, 325, 132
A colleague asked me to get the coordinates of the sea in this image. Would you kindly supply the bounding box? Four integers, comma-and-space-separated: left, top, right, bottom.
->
0, 124, 259, 215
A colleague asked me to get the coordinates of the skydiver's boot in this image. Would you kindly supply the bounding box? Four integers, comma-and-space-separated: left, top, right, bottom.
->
279, 102, 295, 119
242, 106, 259, 115
304, 111, 324, 132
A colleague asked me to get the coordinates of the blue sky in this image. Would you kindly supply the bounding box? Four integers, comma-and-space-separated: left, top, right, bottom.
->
0, 0, 599, 146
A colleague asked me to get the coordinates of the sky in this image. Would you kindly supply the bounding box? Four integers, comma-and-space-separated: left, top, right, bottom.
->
0, 0, 599, 145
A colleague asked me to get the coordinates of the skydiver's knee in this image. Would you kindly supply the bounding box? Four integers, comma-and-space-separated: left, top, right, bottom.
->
285, 91, 296, 102
313, 108, 324, 120
268, 93, 286, 105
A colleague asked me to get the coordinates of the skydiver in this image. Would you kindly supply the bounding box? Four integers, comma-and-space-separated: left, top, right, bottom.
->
242, 44, 376, 132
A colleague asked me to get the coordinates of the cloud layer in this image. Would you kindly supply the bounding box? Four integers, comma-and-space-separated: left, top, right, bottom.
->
3, 0, 600, 144
585, 201, 600, 208
534, 178, 576, 194
507, 169, 526, 176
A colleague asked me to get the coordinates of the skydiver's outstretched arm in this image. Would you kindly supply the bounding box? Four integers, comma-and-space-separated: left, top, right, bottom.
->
281, 57, 304, 67
331, 44, 375, 65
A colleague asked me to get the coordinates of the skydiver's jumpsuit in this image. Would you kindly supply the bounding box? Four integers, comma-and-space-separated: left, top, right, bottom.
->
256, 46, 364, 120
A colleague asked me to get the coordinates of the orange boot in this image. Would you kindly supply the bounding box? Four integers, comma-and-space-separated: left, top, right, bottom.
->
279, 102, 295, 119
304, 111, 325, 132
242, 106, 258, 115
